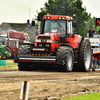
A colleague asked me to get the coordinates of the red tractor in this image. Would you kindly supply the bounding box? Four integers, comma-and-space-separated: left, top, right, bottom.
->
14, 14, 94, 72
6, 30, 29, 58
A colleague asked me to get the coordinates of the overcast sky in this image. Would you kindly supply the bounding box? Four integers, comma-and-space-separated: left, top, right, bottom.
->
0, 0, 100, 25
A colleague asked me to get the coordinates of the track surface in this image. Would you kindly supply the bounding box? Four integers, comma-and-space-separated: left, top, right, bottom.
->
0, 66, 100, 100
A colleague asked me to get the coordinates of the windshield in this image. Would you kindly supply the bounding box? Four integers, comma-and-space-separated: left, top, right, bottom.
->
0, 36, 6, 45
23, 40, 30, 43
44, 20, 66, 35
0, 36, 6, 41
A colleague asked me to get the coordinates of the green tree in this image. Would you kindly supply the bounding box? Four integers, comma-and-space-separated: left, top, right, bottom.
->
38, 0, 91, 37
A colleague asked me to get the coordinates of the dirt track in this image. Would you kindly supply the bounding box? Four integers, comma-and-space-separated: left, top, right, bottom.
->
1, 64, 100, 100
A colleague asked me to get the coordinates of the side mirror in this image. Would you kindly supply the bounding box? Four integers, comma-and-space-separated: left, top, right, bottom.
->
27, 20, 30, 24
27, 19, 30, 27
72, 21, 77, 27
38, 16, 42, 21
32, 20, 35, 26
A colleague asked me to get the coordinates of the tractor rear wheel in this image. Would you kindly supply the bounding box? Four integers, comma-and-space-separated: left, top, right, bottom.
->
56, 46, 74, 72
18, 45, 34, 71
78, 39, 91, 72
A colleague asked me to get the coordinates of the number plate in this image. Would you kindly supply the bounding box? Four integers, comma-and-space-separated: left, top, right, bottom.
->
32, 48, 45, 51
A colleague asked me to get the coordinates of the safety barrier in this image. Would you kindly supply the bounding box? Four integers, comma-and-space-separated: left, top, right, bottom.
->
0, 60, 6, 66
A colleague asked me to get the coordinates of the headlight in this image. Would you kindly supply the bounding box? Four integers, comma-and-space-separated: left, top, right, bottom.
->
47, 40, 53, 43
46, 44, 49, 47
53, 40, 59, 43
44, 17, 47, 19
39, 44, 42, 47
58, 17, 65, 19
58, 17, 62, 19
36, 40, 41, 42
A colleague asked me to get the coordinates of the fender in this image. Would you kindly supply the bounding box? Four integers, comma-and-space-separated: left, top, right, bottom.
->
77, 37, 84, 48
60, 44, 73, 48
66, 34, 82, 49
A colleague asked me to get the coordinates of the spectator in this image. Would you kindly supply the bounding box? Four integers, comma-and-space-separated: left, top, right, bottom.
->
87, 26, 95, 37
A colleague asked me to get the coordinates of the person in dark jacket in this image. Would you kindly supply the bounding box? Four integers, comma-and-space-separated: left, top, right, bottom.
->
87, 26, 95, 37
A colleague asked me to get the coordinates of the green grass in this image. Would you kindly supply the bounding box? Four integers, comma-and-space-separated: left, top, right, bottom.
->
6, 64, 17, 67
0, 64, 17, 67
60, 92, 100, 100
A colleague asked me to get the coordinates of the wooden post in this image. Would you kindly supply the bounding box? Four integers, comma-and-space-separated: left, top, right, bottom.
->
22, 80, 27, 100
20, 80, 30, 100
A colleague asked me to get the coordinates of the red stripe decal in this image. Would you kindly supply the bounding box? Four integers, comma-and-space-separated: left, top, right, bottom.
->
19, 60, 56, 63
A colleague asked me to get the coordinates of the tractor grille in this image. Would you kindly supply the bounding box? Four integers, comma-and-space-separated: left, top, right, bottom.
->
37, 43, 51, 51
38, 36, 50, 39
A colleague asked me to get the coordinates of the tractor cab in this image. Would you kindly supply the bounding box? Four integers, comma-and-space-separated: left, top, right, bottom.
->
40, 15, 76, 43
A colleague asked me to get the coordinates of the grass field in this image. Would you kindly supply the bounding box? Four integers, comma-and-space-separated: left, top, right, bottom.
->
0, 64, 17, 67
60, 92, 100, 100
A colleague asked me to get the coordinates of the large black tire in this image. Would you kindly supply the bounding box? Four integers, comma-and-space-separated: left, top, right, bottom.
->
18, 45, 33, 71
5, 47, 13, 59
18, 45, 31, 55
78, 39, 91, 72
0, 53, 3, 60
56, 46, 74, 72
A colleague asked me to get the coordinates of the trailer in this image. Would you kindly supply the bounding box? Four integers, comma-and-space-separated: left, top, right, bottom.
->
86, 18, 100, 69
88, 34, 100, 68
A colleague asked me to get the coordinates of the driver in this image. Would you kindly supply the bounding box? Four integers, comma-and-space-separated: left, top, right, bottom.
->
58, 25, 64, 33
51, 21, 64, 34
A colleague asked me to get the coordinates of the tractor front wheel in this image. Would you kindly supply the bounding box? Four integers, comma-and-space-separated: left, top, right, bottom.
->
56, 46, 74, 72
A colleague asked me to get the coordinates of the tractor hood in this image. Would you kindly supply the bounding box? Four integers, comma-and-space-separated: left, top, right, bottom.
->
0, 44, 6, 48
35, 32, 60, 52
36, 32, 60, 41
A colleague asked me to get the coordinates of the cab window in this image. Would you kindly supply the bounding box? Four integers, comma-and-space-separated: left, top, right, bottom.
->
67, 21, 73, 34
